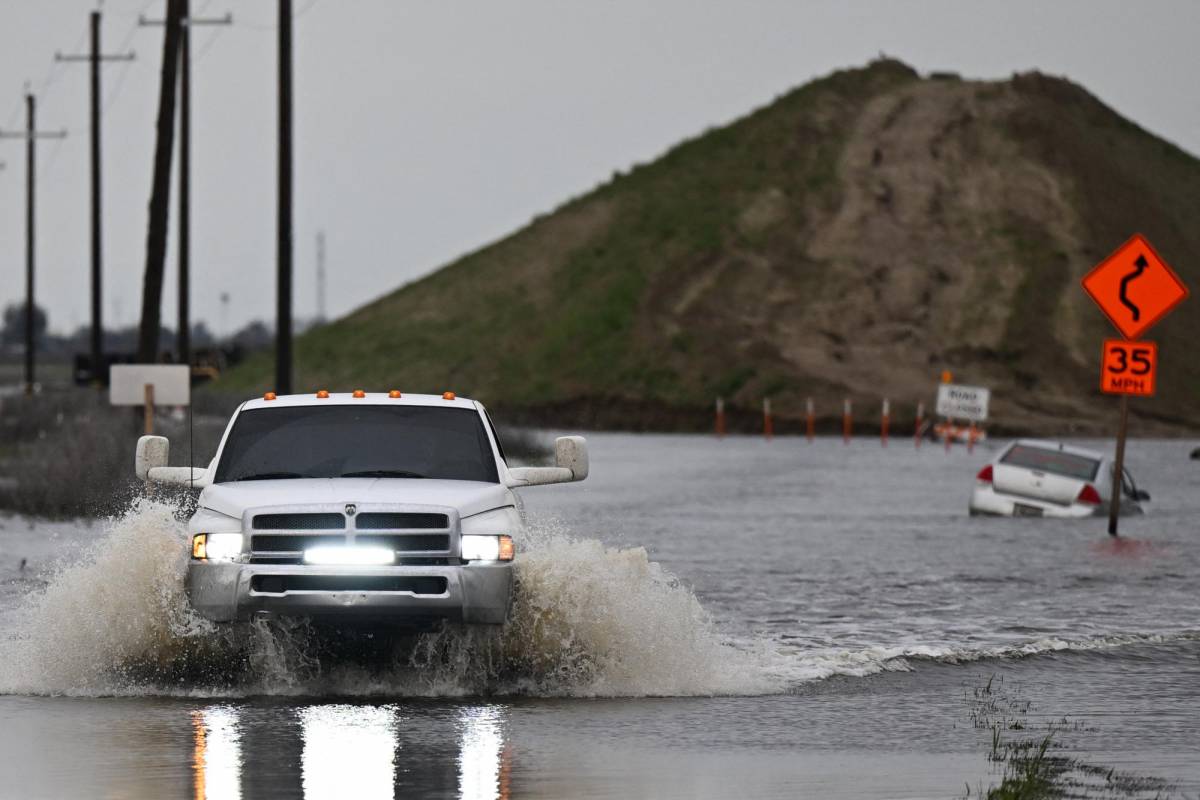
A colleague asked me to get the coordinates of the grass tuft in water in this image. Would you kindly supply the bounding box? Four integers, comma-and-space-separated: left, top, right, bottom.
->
966, 675, 1173, 799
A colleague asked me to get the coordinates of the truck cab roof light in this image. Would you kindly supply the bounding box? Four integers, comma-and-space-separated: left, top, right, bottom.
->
263, 392, 277, 401
443, 391, 456, 400
388, 390, 402, 398
352, 389, 366, 398
316, 390, 330, 399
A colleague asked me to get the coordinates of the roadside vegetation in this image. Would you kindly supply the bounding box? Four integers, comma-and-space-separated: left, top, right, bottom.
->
0, 391, 227, 518
965, 675, 1172, 799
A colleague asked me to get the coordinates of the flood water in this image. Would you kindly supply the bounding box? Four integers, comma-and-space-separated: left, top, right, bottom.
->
1, 434, 1198, 799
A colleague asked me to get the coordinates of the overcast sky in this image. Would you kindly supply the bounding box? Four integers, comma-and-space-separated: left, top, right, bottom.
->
1, 0, 1198, 336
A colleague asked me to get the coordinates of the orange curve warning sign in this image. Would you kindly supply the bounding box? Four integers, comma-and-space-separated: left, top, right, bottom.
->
1100, 339, 1157, 397
1081, 233, 1188, 340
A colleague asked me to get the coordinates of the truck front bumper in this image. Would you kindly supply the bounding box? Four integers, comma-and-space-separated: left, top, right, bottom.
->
185, 560, 513, 625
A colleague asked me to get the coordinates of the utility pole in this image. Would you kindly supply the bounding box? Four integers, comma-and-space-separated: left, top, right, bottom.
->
277, 0, 294, 394
137, 0, 186, 364
0, 95, 67, 395
316, 230, 326, 322
56, 11, 135, 386
139, 5, 231, 366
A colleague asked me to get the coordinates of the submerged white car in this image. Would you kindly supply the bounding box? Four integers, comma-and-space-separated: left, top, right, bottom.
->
135, 391, 588, 626
969, 439, 1148, 518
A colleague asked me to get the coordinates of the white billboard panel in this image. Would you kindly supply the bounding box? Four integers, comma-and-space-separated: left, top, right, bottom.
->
110, 364, 191, 406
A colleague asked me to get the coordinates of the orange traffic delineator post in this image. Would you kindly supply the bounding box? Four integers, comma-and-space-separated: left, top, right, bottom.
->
843, 398, 852, 445
763, 397, 773, 440
715, 397, 726, 438
805, 397, 815, 443
914, 401, 924, 448
940, 372, 953, 453
881, 398, 890, 447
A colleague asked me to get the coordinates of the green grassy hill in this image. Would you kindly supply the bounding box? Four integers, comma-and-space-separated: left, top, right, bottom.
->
222, 59, 1200, 434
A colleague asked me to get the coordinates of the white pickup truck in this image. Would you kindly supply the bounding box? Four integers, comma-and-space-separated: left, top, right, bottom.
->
135, 391, 588, 626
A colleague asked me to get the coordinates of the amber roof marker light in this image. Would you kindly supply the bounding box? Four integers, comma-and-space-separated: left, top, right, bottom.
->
316, 390, 330, 399
388, 390, 402, 398
443, 391, 456, 400
263, 392, 277, 401
352, 389, 366, 398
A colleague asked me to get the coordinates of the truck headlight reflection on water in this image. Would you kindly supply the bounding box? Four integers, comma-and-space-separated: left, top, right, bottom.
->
192, 707, 242, 800
302, 546, 395, 566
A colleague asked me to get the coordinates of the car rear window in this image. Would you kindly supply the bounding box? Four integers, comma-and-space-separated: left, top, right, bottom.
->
999, 445, 1099, 481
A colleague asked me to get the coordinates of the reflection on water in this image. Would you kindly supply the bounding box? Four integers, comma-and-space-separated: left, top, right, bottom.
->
458, 706, 511, 800
301, 705, 398, 800
193, 707, 243, 800
186, 703, 511, 799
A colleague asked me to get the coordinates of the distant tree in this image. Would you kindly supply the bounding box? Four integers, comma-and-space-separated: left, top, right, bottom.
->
231, 320, 273, 352
1, 303, 48, 347
191, 321, 215, 348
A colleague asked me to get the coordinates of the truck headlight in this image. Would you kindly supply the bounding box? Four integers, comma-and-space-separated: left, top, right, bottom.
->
461, 534, 515, 562
192, 533, 243, 561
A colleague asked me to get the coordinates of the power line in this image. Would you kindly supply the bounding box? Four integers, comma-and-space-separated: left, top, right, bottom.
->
190, 22, 228, 65
238, 0, 319, 31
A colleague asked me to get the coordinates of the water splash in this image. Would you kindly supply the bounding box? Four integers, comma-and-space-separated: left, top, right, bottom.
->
0, 501, 784, 697
0, 498, 231, 694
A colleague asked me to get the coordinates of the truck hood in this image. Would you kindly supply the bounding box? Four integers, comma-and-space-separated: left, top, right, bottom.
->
199, 478, 511, 521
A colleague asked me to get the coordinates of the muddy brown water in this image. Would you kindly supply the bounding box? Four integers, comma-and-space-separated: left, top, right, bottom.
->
1, 434, 1197, 799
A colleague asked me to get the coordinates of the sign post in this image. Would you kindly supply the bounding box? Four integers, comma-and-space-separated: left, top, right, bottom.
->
1081, 233, 1188, 536
1097, 340, 1158, 534
1107, 396, 1130, 535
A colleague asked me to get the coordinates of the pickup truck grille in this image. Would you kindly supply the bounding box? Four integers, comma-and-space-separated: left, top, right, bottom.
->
248, 508, 456, 564
253, 513, 345, 530
356, 512, 448, 529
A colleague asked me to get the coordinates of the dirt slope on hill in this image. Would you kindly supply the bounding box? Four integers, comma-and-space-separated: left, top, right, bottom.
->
223, 59, 1200, 435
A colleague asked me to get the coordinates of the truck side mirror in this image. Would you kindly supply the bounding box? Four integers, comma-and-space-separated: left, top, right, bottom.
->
135, 434, 212, 487
135, 435, 169, 481
505, 436, 589, 487
555, 436, 589, 480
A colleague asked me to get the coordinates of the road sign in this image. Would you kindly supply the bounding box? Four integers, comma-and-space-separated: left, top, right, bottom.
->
1100, 339, 1156, 397
110, 364, 190, 406
111, 364, 190, 435
1081, 233, 1188, 340
936, 383, 990, 421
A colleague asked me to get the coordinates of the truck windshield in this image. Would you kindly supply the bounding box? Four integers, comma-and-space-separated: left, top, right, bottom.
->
999, 445, 1099, 481
214, 405, 499, 484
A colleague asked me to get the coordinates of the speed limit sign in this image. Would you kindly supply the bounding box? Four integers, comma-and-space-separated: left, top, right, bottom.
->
1100, 339, 1157, 397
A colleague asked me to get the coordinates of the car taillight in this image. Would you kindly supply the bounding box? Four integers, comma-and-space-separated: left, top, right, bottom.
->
976, 465, 993, 483
1077, 484, 1102, 505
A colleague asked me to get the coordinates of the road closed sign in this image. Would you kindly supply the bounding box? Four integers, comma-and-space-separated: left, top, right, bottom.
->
1100, 339, 1157, 396
936, 383, 990, 421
